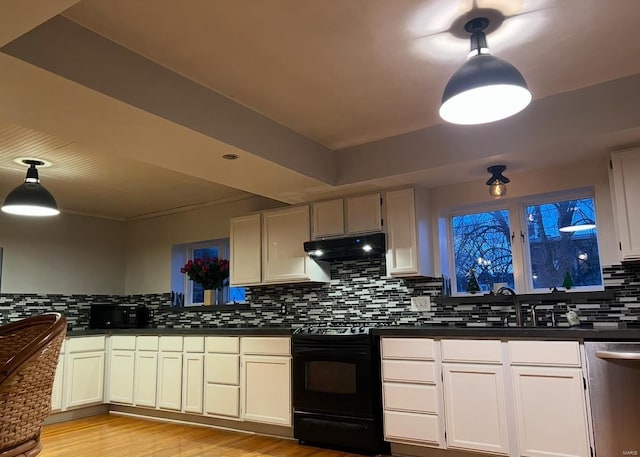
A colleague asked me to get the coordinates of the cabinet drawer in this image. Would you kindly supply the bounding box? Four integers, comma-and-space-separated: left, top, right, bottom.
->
441, 339, 502, 363
205, 384, 240, 418
206, 353, 240, 385
183, 336, 205, 353
384, 410, 440, 445
382, 338, 435, 360
137, 336, 159, 351
242, 337, 290, 356
110, 335, 136, 351
67, 336, 105, 353
384, 383, 439, 414
206, 336, 239, 354
382, 360, 437, 384
508, 341, 581, 367
159, 336, 183, 352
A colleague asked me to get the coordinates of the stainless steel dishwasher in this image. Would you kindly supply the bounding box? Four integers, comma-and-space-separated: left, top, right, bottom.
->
585, 342, 640, 457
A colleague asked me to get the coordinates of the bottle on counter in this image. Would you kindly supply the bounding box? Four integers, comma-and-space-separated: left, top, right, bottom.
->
565, 305, 580, 327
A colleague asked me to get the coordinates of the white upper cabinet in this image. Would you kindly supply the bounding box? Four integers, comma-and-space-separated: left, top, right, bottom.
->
231, 206, 330, 286
312, 193, 382, 239
610, 147, 640, 260
385, 187, 434, 277
262, 205, 329, 284
312, 199, 345, 238
345, 193, 382, 234
230, 213, 262, 286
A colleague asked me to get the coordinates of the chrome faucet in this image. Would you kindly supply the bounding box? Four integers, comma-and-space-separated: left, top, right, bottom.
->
496, 286, 524, 327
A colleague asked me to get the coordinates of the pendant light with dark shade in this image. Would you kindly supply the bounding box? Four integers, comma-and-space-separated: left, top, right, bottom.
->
486, 165, 509, 198
440, 17, 532, 125
1, 159, 60, 216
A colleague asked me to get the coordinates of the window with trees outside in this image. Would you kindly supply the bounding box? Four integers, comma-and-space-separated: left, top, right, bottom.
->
448, 192, 603, 295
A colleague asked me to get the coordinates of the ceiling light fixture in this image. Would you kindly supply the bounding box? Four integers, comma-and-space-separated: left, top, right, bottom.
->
1, 159, 60, 217
439, 17, 532, 125
486, 165, 509, 198
559, 223, 597, 233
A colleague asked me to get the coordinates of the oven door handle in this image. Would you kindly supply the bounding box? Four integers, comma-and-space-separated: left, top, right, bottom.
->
596, 350, 640, 360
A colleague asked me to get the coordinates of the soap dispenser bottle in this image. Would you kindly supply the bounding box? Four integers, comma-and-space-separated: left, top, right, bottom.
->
565, 305, 580, 327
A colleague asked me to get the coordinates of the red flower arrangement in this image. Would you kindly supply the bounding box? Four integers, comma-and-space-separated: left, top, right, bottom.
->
180, 257, 230, 290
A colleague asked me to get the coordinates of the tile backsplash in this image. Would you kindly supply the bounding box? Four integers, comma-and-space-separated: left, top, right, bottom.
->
1, 260, 639, 331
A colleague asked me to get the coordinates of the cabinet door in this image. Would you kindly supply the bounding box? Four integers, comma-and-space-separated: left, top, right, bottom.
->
442, 363, 509, 455
312, 199, 345, 238
51, 354, 64, 412
108, 350, 135, 404
262, 206, 311, 283
205, 384, 240, 418
512, 366, 590, 457
385, 188, 433, 277
611, 148, 640, 259
134, 351, 158, 407
157, 352, 183, 410
230, 214, 262, 285
183, 353, 204, 414
206, 353, 240, 384
345, 193, 382, 234
64, 351, 105, 409
242, 355, 291, 426
385, 188, 419, 275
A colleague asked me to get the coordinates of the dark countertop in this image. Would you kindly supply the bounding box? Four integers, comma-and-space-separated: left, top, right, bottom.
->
372, 326, 640, 341
65, 325, 640, 341
67, 327, 294, 337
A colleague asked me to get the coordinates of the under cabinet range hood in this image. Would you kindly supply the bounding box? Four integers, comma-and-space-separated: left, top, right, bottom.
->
303, 233, 386, 262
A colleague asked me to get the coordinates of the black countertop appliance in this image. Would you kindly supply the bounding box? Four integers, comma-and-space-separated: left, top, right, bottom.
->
89, 303, 150, 329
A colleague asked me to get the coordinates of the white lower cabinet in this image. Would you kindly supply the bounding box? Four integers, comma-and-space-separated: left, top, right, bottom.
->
50, 341, 65, 412
182, 337, 204, 414
241, 337, 291, 426
108, 336, 136, 405
442, 363, 509, 455
242, 355, 291, 426
134, 336, 159, 408
205, 336, 241, 418
381, 337, 444, 448
64, 336, 106, 409
509, 341, 591, 457
157, 337, 183, 411
108, 350, 135, 404
382, 338, 593, 457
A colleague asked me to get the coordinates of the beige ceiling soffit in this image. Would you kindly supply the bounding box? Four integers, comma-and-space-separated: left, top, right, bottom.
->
0, 0, 80, 46
1, 15, 338, 186
0, 53, 335, 204
128, 194, 273, 222
335, 73, 640, 186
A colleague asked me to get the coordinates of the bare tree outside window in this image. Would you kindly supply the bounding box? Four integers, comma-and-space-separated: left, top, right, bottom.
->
450, 195, 602, 294
526, 197, 602, 290
452, 209, 514, 293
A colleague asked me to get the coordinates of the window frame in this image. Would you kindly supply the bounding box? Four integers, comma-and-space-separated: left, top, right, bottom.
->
519, 188, 604, 293
171, 238, 245, 306
444, 188, 603, 295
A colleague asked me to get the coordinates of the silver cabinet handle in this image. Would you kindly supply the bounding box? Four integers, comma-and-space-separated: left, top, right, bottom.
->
596, 350, 640, 360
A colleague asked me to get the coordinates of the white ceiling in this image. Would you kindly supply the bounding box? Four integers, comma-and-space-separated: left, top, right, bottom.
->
0, 0, 639, 220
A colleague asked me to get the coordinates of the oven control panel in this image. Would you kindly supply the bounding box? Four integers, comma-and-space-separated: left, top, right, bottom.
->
294, 326, 370, 335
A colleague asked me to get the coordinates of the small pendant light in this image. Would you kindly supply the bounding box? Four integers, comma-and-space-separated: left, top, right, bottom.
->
486, 165, 509, 198
2, 159, 60, 216
440, 17, 532, 125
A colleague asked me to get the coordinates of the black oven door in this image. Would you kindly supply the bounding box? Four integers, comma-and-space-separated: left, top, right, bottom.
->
292, 335, 374, 418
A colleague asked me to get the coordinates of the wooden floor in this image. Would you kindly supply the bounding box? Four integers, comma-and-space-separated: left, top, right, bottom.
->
39, 414, 365, 457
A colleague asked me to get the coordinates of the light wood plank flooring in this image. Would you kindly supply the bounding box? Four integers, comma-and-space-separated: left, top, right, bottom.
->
39, 414, 364, 457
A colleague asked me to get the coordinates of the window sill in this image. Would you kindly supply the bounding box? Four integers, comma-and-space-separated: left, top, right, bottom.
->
434, 290, 615, 306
